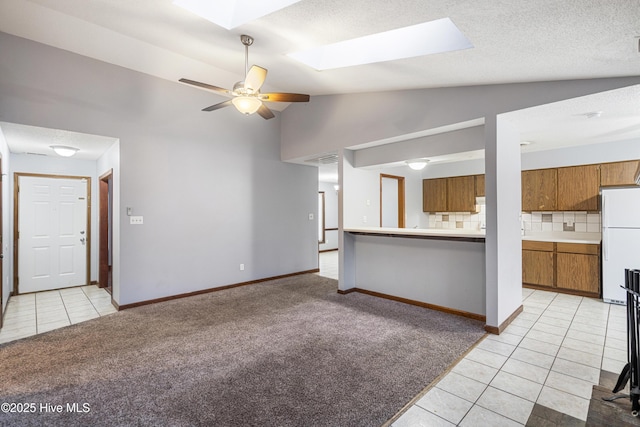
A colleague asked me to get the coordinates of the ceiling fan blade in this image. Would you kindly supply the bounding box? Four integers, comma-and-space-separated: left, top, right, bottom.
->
202, 100, 233, 112
260, 93, 310, 103
257, 104, 275, 120
179, 78, 232, 97
244, 65, 267, 92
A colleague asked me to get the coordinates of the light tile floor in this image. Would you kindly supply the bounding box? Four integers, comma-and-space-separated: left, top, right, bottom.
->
318, 250, 339, 280
0, 285, 116, 344
317, 252, 629, 426
392, 288, 628, 426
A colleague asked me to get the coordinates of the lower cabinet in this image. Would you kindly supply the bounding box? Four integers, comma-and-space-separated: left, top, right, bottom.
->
522, 241, 554, 287
522, 240, 600, 297
556, 243, 600, 294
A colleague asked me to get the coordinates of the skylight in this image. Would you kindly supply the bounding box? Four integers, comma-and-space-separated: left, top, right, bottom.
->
173, 0, 302, 30
288, 18, 473, 71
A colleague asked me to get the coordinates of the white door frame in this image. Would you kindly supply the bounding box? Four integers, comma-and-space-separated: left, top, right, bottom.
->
14, 173, 91, 294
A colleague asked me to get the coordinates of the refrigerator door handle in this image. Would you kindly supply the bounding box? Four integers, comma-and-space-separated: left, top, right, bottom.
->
602, 194, 607, 228
603, 228, 608, 261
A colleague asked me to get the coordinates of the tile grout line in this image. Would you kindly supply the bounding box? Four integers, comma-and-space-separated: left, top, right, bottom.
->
80, 286, 102, 317
55, 290, 73, 331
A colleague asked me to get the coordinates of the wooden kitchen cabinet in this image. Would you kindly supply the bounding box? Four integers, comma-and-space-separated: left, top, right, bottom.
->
447, 175, 476, 212
423, 176, 477, 212
556, 243, 600, 295
522, 240, 555, 287
600, 160, 640, 187
475, 174, 485, 197
557, 165, 600, 211
522, 169, 557, 211
423, 178, 447, 212
522, 241, 600, 297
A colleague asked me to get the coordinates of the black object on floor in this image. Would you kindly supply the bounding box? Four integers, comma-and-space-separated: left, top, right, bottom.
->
608, 269, 640, 417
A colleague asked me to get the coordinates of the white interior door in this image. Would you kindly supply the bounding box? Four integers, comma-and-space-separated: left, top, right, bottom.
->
18, 176, 88, 293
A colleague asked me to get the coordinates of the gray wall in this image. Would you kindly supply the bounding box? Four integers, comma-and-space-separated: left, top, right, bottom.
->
0, 32, 318, 306
281, 78, 640, 161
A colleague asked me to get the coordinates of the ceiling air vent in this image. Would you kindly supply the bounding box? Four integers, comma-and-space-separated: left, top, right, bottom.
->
304, 154, 338, 165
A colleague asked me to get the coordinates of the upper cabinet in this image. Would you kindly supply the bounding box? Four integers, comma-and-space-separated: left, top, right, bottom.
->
474, 174, 485, 197
426, 159, 637, 214
423, 178, 447, 212
447, 175, 476, 212
600, 160, 640, 187
557, 165, 600, 211
423, 176, 477, 212
522, 169, 557, 211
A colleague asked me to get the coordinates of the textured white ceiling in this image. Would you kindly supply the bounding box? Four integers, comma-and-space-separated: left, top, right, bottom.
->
0, 122, 118, 160
0, 0, 639, 161
2, 0, 638, 96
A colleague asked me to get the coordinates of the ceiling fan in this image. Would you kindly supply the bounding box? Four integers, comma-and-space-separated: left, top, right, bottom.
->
179, 35, 310, 120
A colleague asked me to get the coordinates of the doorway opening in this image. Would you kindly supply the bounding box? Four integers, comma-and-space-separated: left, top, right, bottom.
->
380, 174, 405, 228
14, 173, 91, 294
99, 170, 113, 294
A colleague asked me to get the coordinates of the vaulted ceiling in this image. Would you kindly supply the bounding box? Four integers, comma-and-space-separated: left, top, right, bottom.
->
1, 0, 638, 96
0, 0, 639, 162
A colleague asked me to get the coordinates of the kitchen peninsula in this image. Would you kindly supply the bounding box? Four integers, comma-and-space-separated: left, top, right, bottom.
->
341, 227, 487, 320
341, 226, 603, 323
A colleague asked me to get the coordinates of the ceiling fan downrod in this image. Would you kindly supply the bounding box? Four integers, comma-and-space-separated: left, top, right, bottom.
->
240, 34, 254, 79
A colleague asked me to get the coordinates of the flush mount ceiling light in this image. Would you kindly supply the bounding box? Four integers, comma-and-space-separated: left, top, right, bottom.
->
288, 18, 473, 70
173, 0, 302, 30
406, 159, 429, 170
50, 145, 79, 157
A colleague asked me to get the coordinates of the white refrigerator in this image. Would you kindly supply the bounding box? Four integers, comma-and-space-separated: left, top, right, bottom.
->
602, 187, 640, 304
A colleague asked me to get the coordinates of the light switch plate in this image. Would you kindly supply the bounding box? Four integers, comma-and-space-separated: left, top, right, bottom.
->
130, 216, 144, 225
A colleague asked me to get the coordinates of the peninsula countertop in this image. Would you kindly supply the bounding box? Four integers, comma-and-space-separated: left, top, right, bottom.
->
344, 227, 601, 244
344, 227, 486, 241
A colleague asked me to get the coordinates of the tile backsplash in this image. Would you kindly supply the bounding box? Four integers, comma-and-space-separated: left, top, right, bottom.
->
426, 199, 601, 234
427, 203, 487, 230
523, 211, 601, 233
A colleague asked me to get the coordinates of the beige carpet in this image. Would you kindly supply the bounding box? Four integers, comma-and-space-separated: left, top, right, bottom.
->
0, 274, 485, 426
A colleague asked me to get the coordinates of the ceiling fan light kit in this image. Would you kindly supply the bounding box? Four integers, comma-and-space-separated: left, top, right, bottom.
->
232, 96, 262, 115
180, 34, 310, 119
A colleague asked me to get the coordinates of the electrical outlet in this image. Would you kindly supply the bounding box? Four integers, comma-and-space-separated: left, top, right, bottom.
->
130, 216, 144, 225
240, 264, 245, 271
363, 215, 367, 223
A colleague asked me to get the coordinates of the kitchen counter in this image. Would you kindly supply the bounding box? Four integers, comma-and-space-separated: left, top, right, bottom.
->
522, 232, 601, 245
344, 227, 485, 242
345, 227, 599, 244
342, 227, 486, 318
